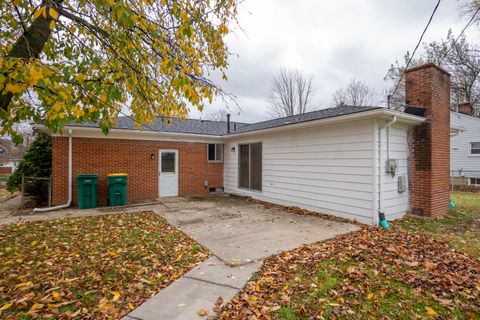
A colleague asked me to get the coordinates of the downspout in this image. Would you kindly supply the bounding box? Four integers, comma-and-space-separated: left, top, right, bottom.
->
33, 129, 72, 212
378, 116, 397, 228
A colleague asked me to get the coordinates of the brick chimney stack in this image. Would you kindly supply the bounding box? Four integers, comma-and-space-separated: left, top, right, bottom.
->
405, 63, 451, 217
458, 102, 472, 115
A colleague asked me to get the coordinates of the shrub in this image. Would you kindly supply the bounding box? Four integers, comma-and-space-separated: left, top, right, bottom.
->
7, 132, 51, 192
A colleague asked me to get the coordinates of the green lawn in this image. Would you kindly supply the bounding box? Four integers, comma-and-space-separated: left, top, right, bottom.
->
220, 193, 480, 319
398, 192, 480, 258
0, 212, 209, 319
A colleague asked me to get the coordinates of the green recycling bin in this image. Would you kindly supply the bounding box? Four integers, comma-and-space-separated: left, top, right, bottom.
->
77, 174, 98, 209
107, 173, 128, 206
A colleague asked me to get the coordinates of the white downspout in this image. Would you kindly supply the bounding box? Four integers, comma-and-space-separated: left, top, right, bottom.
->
33, 129, 72, 212
377, 116, 397, 224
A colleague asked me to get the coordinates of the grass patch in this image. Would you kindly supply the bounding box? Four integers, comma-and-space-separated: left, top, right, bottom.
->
0, 211, 209, 319
398, 191, 480, 258
220, 227, 480, 319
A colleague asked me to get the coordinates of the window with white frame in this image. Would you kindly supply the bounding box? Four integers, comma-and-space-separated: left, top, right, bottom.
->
469, 177, 480, 186
470, 142, 480, 155
208, 144, 223, 162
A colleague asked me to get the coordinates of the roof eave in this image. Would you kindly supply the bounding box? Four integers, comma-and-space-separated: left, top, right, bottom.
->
223, 108, 425, 139
37, 124, 225, 143
35, 108, 426, 140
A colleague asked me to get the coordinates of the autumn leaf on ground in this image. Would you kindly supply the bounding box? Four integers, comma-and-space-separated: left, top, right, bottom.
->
197, 308, 208, 316
0, 212, 209, 319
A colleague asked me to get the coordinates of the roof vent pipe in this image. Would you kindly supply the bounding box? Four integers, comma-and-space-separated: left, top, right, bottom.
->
226, 113, 231, 133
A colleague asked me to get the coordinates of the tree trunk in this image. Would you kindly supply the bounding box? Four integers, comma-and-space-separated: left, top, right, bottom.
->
0, 1, 61, 111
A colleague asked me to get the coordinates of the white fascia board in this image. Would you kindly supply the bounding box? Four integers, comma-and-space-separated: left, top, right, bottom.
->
222, 108, 425, 140
37, 125, 224, 144
35, 109, 425, 143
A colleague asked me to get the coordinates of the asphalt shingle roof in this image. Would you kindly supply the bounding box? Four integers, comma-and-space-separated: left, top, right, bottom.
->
232, 105, 381, 134
73, 105, 382, 136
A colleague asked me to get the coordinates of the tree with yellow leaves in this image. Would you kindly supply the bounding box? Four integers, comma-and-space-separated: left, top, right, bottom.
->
0, 0, 238, 142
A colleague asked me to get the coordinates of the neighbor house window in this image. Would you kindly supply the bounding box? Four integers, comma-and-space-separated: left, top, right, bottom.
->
470, 142, 480, 155
469, 178, 480, 186
208, 144, 223, 162
238, 143, 262, 191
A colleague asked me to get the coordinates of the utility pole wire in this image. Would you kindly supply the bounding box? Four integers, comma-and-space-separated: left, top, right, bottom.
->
438, 6, 480, 65
390, 0, 441, 99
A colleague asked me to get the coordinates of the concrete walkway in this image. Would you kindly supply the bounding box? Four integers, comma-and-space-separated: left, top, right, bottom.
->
125, 257, 261, 320
124, 196, 359, 320
0, 195, 359, 319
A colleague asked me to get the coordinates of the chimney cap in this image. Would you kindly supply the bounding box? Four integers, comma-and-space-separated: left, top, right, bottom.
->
404, 63, 451, 77
458, 102, 472, 115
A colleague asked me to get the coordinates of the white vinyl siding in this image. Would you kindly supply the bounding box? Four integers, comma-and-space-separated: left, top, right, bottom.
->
451, 112, 480, 178
374, 122, 410, 221
224, 119, 377, 224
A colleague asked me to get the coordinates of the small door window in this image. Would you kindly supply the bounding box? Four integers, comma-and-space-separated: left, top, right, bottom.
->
161, 152, 176, 173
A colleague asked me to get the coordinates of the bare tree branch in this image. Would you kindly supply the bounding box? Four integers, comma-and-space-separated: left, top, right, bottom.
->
267, 69, 316, 118
332, 78, 378, 107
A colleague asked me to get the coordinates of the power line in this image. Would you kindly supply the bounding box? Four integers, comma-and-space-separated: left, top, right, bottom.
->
390, 0, 442, 99
438, 6, 480, 64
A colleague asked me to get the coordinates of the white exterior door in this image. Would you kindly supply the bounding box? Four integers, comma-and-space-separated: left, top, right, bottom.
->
159, 149, 179, 197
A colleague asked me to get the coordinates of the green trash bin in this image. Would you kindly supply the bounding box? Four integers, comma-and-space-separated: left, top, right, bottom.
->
77, 174, 98, 209
107, 173, 127, 206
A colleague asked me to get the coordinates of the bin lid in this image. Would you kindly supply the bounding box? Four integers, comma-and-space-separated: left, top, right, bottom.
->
77, 174, 99, 179
107, 173, 128, 177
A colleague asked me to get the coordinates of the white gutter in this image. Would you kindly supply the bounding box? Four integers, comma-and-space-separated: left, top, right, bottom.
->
377, 116, 397, 225
33, 129, 72, 212
35, 109, 425, 142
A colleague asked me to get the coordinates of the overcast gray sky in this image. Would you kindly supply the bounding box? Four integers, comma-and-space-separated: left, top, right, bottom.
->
190, 0, 480, 123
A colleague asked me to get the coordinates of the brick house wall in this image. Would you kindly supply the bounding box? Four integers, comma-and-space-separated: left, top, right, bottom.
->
0, 167, 12, 174
405, 63, 451, 216
52, 137, 224, 206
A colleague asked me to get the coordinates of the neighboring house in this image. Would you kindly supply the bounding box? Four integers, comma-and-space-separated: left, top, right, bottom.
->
0, 139, 25, 174
39, 63, 452, 225
450, 103, 480, 187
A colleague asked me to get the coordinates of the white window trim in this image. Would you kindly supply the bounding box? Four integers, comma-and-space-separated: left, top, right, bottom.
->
207, 143, 224, 163
468, 177, 480, 186
468, 141, 480, 157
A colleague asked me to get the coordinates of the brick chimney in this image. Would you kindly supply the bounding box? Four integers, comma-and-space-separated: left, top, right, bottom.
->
458, 102, 472, 115
405, 63, 451, 217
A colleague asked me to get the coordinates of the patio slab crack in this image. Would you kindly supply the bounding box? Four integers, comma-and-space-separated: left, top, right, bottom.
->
124, 256, 261, 320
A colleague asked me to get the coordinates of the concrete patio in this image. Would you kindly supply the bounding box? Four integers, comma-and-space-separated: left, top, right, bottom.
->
126, 195, 359, 320
0, 195, 360, 319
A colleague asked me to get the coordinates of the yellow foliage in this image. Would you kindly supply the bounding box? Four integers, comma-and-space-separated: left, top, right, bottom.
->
28, 66, 43, 86
5, 83, 25, 94
49, 7, 59, 20
33, 6, 46, 20
1, 0, 238, 141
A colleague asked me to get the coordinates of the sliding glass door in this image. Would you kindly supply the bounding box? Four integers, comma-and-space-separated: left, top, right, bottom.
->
238, 143, 262, 191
